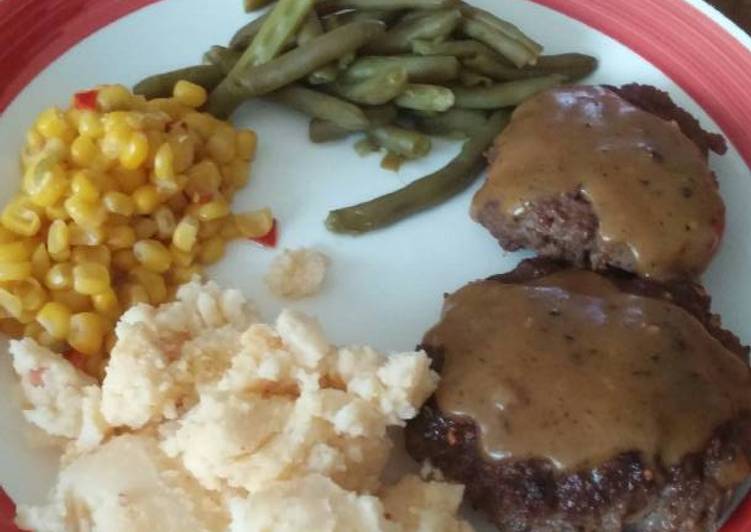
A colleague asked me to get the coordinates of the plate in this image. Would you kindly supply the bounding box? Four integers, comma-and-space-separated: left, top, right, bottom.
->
1, 0, 750, 530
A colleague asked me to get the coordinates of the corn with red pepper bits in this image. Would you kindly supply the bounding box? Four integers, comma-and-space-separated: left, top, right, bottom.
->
0, 83, 272, 373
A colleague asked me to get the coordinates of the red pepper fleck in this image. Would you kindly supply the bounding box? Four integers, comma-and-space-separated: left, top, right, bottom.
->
250, 219, 278, 248
28, 368, 46, 387
64, 349, 86, 371
73, 89, 98, 111
0, 487, 23, 532
722, 494, 751, 532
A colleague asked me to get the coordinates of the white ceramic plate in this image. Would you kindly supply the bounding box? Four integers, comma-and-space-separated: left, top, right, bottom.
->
1, 0, 751, 529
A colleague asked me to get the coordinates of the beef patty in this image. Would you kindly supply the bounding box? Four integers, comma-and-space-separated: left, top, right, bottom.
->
405, 258, 751, 532
470, 84, 727, 281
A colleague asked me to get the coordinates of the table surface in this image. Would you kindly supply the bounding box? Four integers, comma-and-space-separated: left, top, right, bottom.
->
709, 0, 751, 31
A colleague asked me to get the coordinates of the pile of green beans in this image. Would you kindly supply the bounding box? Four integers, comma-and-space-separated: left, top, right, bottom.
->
133, 0, 598, 234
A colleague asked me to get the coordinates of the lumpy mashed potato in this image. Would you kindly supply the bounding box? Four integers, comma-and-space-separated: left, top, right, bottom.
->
11, 281, 472, 532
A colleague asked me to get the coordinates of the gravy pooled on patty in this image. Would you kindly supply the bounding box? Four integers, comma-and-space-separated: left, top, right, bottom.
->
471, 86, 725, 280
427, 270, 751, 471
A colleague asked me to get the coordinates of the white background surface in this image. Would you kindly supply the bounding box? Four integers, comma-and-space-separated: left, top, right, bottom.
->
1, 0, 749, 528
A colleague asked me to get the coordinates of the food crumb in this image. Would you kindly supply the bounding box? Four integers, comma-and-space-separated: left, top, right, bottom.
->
265, 248, 329, 299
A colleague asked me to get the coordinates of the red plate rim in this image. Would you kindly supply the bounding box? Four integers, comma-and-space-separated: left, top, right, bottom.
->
0, 1, 750, 531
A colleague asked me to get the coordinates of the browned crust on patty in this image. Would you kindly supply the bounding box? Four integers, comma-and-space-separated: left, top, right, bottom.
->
405, 258, 751, 532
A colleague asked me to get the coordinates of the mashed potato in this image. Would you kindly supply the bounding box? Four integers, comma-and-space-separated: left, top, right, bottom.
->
265, 248, 329, 299
11, 281, 471, 532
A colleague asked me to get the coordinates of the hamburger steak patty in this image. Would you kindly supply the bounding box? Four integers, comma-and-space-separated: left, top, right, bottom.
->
471, 84, 727, 281
405, 258, 751, 532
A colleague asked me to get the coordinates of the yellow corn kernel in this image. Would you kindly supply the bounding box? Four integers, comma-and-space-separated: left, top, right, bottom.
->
70, 135, 99, 167
52, 289, 91, 313
104, 331, 117, 353
222, 159, 250, 189
173, 80, 208, 108
133, 217, 158, 240
106, 225, 136, 250
0, 288, 23, 319
0, 240, 35, 262
96, 84, 132, 112
197, 198, 230, 222
24, 321, 45, 340
45, 203, 70, 222
0, 318, 25, 337
236, 129, 258, 161
36, 301, 72, 340
26, 130, 45, 153
30, 243, 51, 280
45, 263, 74, 291
185, 160, 221, 202
112, 249, 137, 271
234, 208, 273, 238
102, 191, 135, 216
40, 137, 69, 162
92, 289, 120, 320
153, 206, 176, 240
198, 218, 223, 240
131, 267, 167, 305
36, 107, 72, 139
100, 123, 132, 160
145, 98, 189, 120
154, 142, 175, 181
170, 245, 195, 268
72, 245, 110, 267
172, 215, 199, 252
169, 134, 196, 174
73, 262, 110, 295
120, 131, 149, 170
25, 160, 68, 208
207, 125, 236, 163
2, 200, 42, 236
220, 218, 241, 240
170, 265, 203, 285
64, 196, 106, 228
132, 185, 160, 215
0, 262, 32, 281
67, 223, 105, 246
77, 110, 104, 138
0, 227, 18, 244
70, 170, 101, 202
46, 220, 67, 258
118, 283, 150, 309
198, 236, 225, 265
133, 239, 171, 273
112, 167, 147, 194
68, 312, 105, 356
17, 310, 36, 324
182, 111, 218, 140
13, 277, 47, 312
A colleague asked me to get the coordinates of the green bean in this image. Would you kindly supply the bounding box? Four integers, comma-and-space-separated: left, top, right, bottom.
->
298, 12, 341, 85
244, 0, 275, 11
308, 104, 397, 143
464, 53, 597, 81
326, 110, 510, 234
367, 126, 431, 159
412, 39, 496, 59
133, 65, 224, 99
458, 69, 493, 87
321, 9, 400, 30
345, 55, 460, 83
271, 85, 370, 130
242, 0, 314, 67
316, 0, 456, 14
394, 84, 455, 112
309, 119, 352, 142
452, 74, 565, 109
204, 46, 242, 74
413, 108, 488, 137
365, 8, 462, 54
459, 3, 543, 55
205, 20, 386, 118
229, 14, 268, 50
461, 19, 536, 68
330, 66, 408, 105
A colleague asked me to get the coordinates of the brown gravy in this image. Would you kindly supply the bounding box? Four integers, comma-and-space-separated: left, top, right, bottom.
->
429, 270, 751, 471
471, 86, 724, 280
